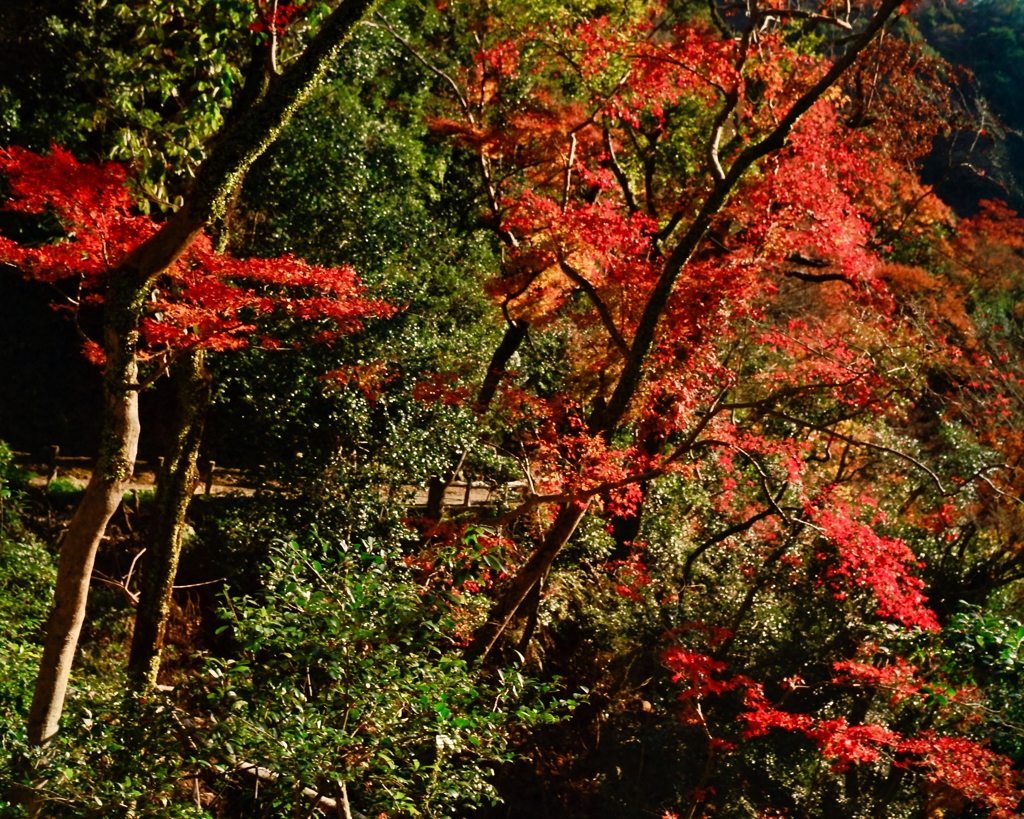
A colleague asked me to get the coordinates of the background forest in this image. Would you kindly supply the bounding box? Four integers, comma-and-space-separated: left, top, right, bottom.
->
2, 0, 1024, 817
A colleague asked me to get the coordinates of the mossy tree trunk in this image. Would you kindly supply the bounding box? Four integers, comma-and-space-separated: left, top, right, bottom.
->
27, 284, 146, 746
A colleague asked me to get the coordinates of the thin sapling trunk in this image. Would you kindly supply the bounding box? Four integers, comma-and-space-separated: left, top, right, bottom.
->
128, 347, 211, 688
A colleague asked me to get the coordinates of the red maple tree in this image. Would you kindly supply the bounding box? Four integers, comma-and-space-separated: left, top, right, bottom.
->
416, 0, 956, 650
0, 145, 392, 368
392, 0, 1024, 812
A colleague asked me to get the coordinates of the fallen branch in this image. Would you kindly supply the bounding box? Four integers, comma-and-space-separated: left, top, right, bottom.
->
235, 761, 368, 818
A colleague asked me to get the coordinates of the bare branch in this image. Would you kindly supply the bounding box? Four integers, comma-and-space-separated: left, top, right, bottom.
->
90, 570, 139, 606
269, 0, 280, 74
569, 69, 633, 136
733, 447, 792, 524
970, 469, 1024, 506
558, 259, 630, 357
172, 577, 228, 590
765, 409, 949, 495
759, 8, 853, 30
369, 14, 470, 113
483, 466, 665, 527
783, 270, 854, 285
669, 386, 733, 458
603, 128, 640, 214
367, 14, 518, 244
486, 389, 732, 527
130, 344, 197, 391
561, 133, 577, 212
681, 506, 776, 587
707, 80, 740, 182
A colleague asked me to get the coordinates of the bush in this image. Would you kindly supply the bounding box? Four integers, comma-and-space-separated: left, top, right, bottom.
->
0, 489, 55, 815
0, 530, 576, 818
0, 441, 28, 536
197, 538, 577, 818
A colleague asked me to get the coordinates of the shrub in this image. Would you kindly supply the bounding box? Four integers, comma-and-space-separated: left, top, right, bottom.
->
197, 538, 576, 818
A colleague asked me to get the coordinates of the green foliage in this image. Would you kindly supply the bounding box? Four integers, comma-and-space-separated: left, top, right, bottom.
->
944, 604, 1024, 761
46, 477, 83, 500
0, 515, 54, 816
0, 441, 28, 535
0, 538, 54, 733
0, 0, 260, 206
203, 5, 514, 539
0, 447, 51, 727
198, 538, 575, 817
1, 530, 574, 818
0, 446, 188, 819
5, 690, 207, 818
0, 445, 183, 816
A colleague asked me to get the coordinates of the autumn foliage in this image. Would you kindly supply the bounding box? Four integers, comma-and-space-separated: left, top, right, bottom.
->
2, 0, 1024, 815
409, 2, 1024, 814
0, 144, 394, 367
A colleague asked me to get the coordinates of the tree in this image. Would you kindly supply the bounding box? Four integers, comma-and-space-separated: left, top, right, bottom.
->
408, 0, 934, 660
351, 1, 1024, 813
0, 0, 384, 748
913, 0, 1024, 213
2, 0, 1023, 815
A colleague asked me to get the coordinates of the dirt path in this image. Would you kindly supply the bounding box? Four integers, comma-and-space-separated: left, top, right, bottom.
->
17, 455, 255, 497
16, 453, 517, 507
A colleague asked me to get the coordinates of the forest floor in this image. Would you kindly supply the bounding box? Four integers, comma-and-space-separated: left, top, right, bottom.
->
23, 459, 254, 496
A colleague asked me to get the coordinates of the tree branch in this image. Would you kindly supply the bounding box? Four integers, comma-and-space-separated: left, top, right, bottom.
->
599, 0, 906, 434
759, 8, 853, 30
765, 409, 949, 495
561, 133, 577, 211
782, 269, 853, 285
368, 14, 469, 112
681, 505, 777, 588
602, 128, 640, 214
369, 13, 515, 244
558, 259, 630, 357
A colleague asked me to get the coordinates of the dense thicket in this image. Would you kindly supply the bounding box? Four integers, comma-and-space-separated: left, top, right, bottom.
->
2, 1, 1024, 817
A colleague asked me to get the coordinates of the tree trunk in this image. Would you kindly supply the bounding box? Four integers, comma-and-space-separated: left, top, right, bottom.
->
28, 298, 142, 746
425, 320, 529, 522
464, 501, 589, 664
128, 347, 211, 688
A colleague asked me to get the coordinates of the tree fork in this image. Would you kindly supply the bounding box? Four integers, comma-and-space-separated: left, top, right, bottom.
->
464, 501, 589, 664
